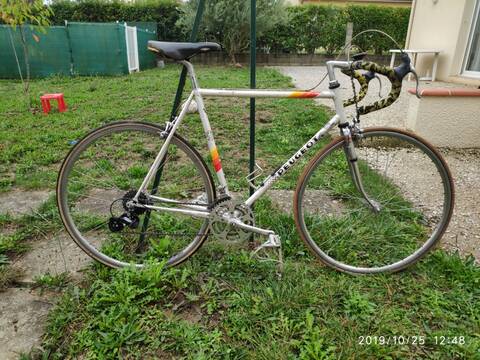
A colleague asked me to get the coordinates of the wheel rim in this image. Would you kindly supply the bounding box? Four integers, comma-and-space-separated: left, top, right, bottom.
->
297, 129, 453, 273
57, 123, 214, 268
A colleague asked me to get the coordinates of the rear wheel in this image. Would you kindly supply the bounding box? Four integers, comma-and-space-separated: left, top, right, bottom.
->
294, 127, 454, 274
57, 121, 215, 269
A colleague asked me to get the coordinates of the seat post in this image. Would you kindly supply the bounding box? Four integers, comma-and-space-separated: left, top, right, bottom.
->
179, 60, 200, 90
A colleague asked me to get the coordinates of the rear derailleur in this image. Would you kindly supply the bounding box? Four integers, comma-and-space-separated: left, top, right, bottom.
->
108, 190, 152, 232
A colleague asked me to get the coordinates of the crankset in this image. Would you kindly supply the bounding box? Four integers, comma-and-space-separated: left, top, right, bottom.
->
208, 199, 255, 245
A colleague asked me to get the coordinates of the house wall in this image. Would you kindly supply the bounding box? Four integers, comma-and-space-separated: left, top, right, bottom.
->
286, 0, 412, 6
406, 91, 480, 148
406, 0, 480, 85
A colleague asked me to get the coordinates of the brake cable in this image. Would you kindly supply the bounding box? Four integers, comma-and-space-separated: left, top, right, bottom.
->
304, 29, 405, 92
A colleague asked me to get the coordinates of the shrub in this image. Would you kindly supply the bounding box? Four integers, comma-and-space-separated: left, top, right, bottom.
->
344, 5, 410, 54
259, 4, 410, 55
177, 0, 288, 63
49, 0, 181, 40
47, 1, 410, 55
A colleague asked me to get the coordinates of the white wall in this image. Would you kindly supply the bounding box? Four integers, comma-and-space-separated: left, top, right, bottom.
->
407, 0, 479, 84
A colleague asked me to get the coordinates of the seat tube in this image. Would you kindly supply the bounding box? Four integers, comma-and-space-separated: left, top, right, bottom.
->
183, 61, 230, 195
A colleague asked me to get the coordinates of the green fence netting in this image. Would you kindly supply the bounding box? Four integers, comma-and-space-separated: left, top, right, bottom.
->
0, 25, 71, 79
137, 28, 157, 70
0, 22, 158, 79
67, 22, 128, 76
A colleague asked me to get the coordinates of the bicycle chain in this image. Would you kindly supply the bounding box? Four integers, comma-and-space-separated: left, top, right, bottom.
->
107, 192, 255, 239
104, 193, 212, 237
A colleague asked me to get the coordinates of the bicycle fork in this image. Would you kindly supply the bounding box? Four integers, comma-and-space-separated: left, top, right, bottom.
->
342, 127, 382, 213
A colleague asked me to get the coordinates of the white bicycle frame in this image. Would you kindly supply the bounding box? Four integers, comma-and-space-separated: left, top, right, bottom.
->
134, 59, 353, 235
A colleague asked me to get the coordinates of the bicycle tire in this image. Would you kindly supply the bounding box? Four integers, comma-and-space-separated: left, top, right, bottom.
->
294, 127, 454, 274
57, 121, 216, 269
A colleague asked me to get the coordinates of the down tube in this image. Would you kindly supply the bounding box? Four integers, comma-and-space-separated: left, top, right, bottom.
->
245, 114, 340, 207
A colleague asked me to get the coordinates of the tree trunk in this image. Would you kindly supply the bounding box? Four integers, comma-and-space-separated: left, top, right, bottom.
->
226, 37, 237, 65
229, 50, 237, 65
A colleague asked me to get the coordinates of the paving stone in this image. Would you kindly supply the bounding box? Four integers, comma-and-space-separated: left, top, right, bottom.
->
0, 190, 51, 216
0, 288, 53, 359
14, 232, 101, 282
268, 189, 344, 216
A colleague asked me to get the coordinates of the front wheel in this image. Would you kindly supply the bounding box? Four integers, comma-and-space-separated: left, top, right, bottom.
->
294, 127, 454, 274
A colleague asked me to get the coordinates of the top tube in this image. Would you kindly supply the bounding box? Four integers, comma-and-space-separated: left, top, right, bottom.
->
198, 88, 335, 99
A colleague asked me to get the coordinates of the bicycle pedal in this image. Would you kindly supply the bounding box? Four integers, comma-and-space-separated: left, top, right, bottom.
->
264, 234, 281, 248
251, 234, 284, 278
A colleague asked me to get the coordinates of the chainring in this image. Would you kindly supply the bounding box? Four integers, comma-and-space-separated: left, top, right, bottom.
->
208, 199, 254, 244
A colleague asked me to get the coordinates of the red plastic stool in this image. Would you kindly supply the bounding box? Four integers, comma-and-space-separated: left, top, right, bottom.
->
41, 93, 67, 114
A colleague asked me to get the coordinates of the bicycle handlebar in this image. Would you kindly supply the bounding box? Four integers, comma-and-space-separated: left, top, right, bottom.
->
342, 53, 420, 116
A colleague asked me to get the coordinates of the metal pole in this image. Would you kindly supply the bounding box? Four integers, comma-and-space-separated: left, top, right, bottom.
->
249, 0, 256, 197
139, 0, 206, 242
345, 22, 353, 60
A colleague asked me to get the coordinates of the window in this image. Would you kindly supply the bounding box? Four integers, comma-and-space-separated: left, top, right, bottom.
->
464, 0, 480, 76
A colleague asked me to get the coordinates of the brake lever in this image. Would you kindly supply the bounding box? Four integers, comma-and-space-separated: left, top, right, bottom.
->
363, 70, 382, 98
373, 74, 382, 98
410, 70, 421, 99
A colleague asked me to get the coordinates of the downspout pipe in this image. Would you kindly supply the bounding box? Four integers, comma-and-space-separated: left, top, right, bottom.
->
405, 0, 417, 49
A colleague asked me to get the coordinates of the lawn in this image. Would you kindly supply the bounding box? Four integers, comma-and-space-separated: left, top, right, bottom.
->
0, 66, 479, 359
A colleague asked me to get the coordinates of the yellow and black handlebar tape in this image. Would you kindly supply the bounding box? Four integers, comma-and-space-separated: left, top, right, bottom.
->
341, 69, 370, 107
351, 61, 403, 115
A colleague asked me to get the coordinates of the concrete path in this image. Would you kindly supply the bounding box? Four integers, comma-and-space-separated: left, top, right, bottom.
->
0, 190, 92, 359
0, 190, 50, 216
273, 66, 480, 261
0, 288, 53, 359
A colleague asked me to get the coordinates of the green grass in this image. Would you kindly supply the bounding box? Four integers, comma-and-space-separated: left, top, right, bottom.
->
0, 66, 478, 359
40, 216, 480, 359
34, 272, 70, 291
0, 66, 326, 192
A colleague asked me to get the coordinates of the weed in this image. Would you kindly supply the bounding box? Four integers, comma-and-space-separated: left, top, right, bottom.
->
34, 272, 70, 290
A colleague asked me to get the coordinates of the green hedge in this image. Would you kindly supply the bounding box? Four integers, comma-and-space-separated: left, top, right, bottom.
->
49, 0, 181, 41
258, 4, 410, 55
47, 1, 410, 55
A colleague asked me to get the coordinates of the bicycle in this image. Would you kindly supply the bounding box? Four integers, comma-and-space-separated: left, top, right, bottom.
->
56, 41, 454, 274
